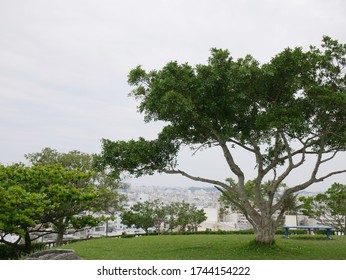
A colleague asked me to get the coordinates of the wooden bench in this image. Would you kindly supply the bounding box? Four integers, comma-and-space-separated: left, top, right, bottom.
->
283, 225, 333, 239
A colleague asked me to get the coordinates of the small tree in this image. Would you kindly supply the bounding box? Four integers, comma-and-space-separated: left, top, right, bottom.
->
167, 202, 207, 232
300, 183, 346, 234
0, 163, 99, 250
120, 201, 157, 233
190, 208, 208, 232
25, 147, 127, 244
151, 200, 168, 233
173, 202, 192, 233
120, 200, 207, 233
25, 147, 127, 211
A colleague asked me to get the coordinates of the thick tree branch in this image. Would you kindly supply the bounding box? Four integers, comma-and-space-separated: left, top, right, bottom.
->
163, 167, 262, 222
0, 232, 21, 245
211, 132, 245, 182
0, 237, 23, 248
261, 134, 319, 177
270, 133, 307, 192
214, 186, 244, 211
250, 138, 266, 212
273, 168, 346, 214
215, 185, 260, 227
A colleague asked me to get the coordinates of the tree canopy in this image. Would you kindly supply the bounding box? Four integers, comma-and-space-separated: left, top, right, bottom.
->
25, 148, 127, 245
0, 163, 97, 251
26, 147, 127, 215
0, 148, 126, 252
96, 36, 346, 244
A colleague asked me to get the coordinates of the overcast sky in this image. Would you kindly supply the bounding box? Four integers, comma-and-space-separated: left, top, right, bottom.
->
1, 0, 345, 191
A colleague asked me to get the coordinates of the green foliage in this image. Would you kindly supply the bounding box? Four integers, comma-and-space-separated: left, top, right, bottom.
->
299, 183, 346, 233
121, 200, 207, 233
0, 244, 24, 260
125, 37, 346, 148
95, 133, 180, 177
26, 147, 126, 212
0, 179, 47, 236
0, 243, 46, 260
121, 201, 157, 233
25, 147, 127, 219
0, 163, 98, 249
25, 147, 92, 171
167, 201, 207, 232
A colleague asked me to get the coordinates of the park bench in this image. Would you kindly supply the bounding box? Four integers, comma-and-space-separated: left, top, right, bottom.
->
283, 225, 333, 239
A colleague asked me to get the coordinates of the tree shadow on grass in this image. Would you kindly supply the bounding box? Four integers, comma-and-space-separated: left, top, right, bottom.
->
239, 239, 286, 259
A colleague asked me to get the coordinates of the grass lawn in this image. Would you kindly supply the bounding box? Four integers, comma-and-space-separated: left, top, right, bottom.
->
61, 234, 346, 260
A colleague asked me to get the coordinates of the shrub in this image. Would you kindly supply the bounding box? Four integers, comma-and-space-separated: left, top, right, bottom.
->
0, 243, 46, 260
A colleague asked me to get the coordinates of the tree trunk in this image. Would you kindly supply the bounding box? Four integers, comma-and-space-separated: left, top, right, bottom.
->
24, 230, 32, 253
54, 218, 67, 246
55, 222, 65, 246
55, 231, 64, 246
254, 217, 276, 245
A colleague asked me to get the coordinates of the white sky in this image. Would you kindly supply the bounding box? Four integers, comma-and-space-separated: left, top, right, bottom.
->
1, 0, 345, 191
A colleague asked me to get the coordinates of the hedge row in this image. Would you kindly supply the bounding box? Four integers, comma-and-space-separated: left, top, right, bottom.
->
0, 243, 46, 260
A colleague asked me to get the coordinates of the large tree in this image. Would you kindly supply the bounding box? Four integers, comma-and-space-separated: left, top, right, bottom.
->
96, 37, 346, 244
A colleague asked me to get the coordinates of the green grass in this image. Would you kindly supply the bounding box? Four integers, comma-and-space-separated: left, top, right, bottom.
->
61, 234, 346, 260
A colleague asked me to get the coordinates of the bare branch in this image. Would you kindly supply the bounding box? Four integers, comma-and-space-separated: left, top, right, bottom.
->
314, 169, 346, 182
248, 138, 266, 212
190, 141, 218, 156
320, 150, 339, 164
260, 133, 322, 186
311, 135, 327, 180
273, 167, 346, 213
163, 169, 230, 190
227, 138, 256, 153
